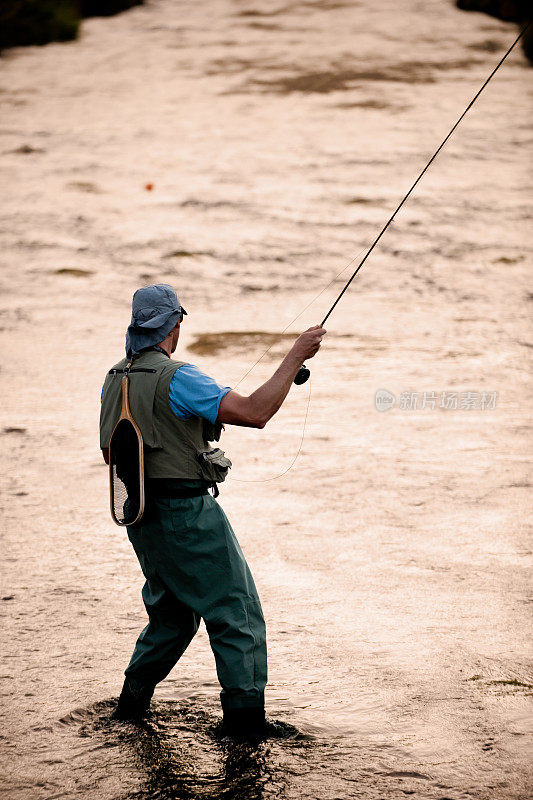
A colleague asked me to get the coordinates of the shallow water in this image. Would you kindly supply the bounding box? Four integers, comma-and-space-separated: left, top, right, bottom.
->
0, 0, 532, 798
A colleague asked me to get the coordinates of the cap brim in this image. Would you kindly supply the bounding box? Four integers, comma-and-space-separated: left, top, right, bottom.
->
132, 309, 183, 329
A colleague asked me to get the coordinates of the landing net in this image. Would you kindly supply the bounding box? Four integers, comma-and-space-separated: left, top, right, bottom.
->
110, 418, 143, 526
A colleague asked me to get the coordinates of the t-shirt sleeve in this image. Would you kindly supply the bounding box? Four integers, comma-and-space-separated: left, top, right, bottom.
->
168, 364, 232, 424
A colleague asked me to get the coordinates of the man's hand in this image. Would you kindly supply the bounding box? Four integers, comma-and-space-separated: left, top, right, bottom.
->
217, 324, 327, 429
290, 325, 327, 363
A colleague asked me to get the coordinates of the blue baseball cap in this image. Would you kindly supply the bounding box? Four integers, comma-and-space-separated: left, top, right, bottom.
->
125, 283, 187, 357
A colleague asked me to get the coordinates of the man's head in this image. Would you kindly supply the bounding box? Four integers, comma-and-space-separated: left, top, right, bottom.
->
125, 284, 187, 357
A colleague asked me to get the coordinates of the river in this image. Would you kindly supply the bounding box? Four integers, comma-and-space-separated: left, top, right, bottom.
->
0, 1, 531, 798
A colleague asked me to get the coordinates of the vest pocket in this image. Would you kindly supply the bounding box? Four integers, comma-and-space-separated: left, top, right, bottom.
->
197, 447, 232, 483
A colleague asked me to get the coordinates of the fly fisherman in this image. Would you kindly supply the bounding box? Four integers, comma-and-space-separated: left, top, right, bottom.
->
99, 284, 326, 740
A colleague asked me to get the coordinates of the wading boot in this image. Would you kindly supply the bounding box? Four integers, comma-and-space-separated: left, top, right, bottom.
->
222, 706, 266, 743
114, 677, 154, 721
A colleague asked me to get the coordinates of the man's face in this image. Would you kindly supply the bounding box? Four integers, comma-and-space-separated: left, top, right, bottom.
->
171, 322, 181, 353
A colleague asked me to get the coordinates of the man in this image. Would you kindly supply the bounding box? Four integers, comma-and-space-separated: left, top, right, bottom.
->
99, 284, 326, 740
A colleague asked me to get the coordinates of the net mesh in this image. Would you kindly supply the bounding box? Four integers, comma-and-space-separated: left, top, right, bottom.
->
110, 419, 143, 525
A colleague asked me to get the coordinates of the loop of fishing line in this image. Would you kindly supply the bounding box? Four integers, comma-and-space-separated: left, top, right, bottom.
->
230, 373, 312, 484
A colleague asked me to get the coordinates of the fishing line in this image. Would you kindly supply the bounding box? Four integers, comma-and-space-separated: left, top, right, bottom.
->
317, 22, 531, 332
228, 23, 529, 483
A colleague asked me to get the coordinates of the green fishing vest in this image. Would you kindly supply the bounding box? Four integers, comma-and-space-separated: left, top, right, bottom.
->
99, 350, 229, 482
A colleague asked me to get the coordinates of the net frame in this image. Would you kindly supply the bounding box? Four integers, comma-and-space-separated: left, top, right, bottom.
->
108, 373, 145, 526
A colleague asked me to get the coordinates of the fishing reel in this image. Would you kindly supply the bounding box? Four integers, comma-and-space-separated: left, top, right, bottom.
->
294, 365, 310, 385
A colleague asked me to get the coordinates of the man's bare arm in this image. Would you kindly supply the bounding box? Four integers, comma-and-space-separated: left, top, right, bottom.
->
217, 326, 326, 429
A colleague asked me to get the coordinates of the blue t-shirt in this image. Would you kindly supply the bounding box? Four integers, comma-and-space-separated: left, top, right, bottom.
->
169, 364, 231, 424
101, 362, 231, 424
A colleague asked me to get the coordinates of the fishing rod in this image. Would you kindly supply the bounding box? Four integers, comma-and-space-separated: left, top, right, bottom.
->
293, 21, 531, 386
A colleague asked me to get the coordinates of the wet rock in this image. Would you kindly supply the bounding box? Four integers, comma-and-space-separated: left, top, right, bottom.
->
188, 331, 295, 357
163, 249, 207, 258
53, 268, 94, 277
467, 37, 507, 51
8, 144, 45, 154
233, 58, 484, 94
66, 181, 102, 193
